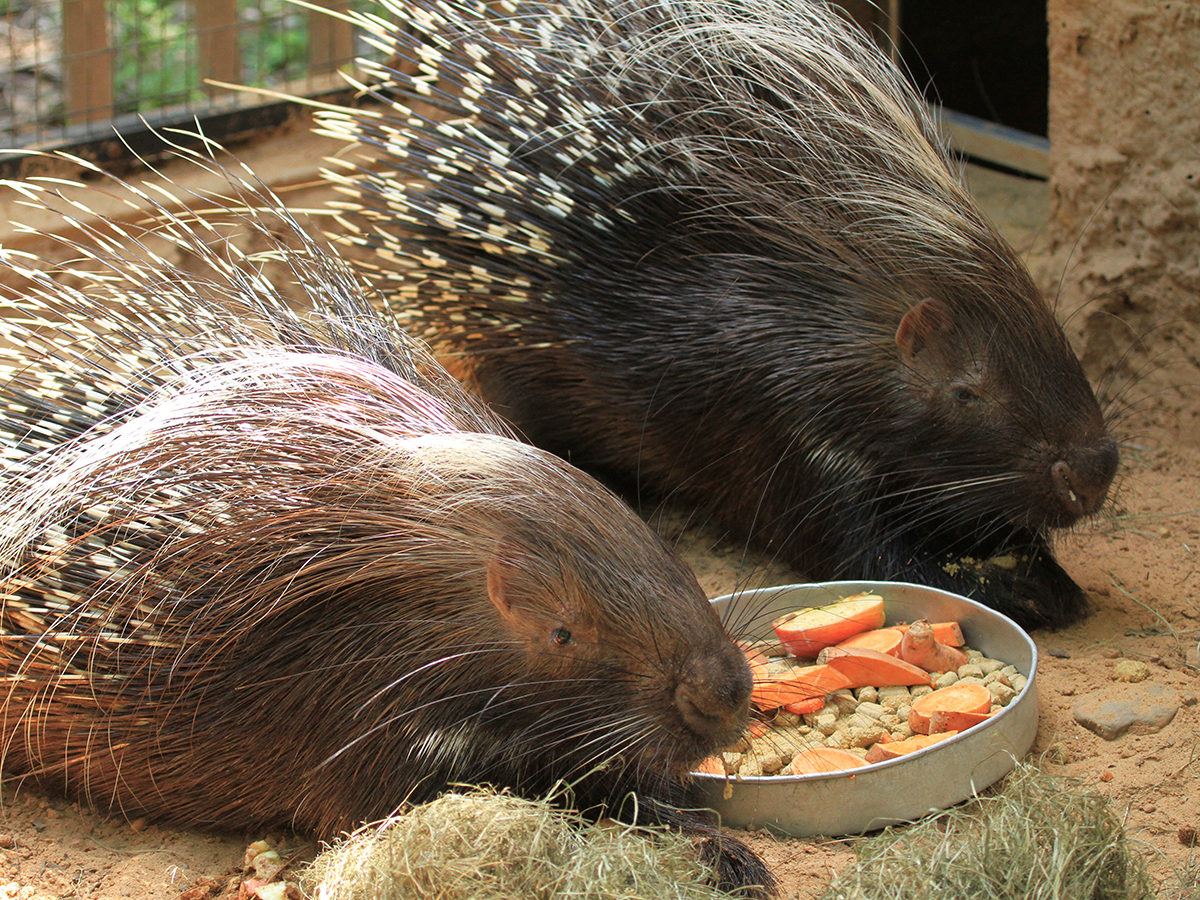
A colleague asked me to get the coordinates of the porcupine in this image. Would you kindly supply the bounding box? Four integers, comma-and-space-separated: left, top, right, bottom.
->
310, 0, 1119, 629
0, 146, 772, 895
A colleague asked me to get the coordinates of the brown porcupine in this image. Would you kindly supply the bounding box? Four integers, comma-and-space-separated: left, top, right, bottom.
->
0, 145, 771, 895
310, 0, 1118, 629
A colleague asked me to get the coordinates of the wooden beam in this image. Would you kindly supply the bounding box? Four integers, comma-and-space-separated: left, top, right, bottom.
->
308, 0, 354, 74
196, 0, 241, 96
62, 0, 114, 124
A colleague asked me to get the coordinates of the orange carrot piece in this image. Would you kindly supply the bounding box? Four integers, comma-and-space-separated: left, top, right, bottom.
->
750, 664, 853, 711
747, 718, 771, 739
864, 731, 959, 763
695, 756, 727, 775
894, 621, 966, 647
836, 627, 904, 656
771, 593, 886, 658
815, 645, 933, 688
928, 708, 996, 733
783, 696, 826, 715
898, 619, 968, 673
909, 683, 992, 734
785, 747, 869, 775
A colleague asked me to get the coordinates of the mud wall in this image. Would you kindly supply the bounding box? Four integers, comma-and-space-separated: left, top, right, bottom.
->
1042, 0, 1200, 440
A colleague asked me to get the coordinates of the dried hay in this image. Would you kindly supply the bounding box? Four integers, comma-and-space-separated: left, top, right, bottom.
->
302, 788, 729, 900
822, 764, 1154, 900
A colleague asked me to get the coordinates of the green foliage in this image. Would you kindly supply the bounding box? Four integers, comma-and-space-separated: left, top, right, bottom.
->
108, 0, 311, 116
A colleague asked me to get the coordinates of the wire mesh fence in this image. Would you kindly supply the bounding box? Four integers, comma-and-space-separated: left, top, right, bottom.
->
1, 0, 381, 151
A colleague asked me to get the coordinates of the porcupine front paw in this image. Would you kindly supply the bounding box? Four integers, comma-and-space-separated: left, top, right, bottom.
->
895, 536, 1091, 631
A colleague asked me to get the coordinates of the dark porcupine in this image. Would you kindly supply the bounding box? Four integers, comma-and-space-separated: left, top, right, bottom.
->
311, 0, 1118, 629
0, 144, 772, 896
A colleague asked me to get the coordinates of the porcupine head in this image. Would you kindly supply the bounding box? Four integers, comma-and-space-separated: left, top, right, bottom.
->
312, 0, 1118, 628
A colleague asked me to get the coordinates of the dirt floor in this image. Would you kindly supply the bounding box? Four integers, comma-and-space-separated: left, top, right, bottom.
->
0, 151, 1197, 899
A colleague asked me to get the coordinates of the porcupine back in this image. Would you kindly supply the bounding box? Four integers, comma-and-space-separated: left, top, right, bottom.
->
0, 145, 767, 893
312, 0, 1119, 628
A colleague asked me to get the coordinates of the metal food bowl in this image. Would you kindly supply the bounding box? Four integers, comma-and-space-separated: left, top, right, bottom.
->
695, 580, 1038, 837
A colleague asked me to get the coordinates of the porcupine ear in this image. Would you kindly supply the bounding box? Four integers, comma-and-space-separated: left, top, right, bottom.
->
486, 548, 522, 624
895, 297, 955, 360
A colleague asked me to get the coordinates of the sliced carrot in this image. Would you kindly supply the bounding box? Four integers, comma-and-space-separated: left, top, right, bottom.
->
864, 731, 959, 763
928, 708, 996, 733
750, 664, 853, 711
783, 696, 826, 715
771, 593, 886, 658
894, 621, 966, 647
899, 619, 968, 673
695, 756, 727, 775
909, 683, 992, 735
836, 627, 904, 656
815, 645, 934, 688
785, 747, 869, 775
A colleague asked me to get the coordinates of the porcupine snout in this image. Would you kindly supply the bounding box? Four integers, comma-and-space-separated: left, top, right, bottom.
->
1049, 436, 1119, 521
673, 641, 753, 751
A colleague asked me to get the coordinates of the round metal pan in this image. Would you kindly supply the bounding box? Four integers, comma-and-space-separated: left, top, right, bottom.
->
695, 580, 1038, 837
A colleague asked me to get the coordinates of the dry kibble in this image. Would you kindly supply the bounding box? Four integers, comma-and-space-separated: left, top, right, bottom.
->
878, 685, 912, 710
957, 663, 985, 680
934, 671, 959, 690
855, 685, 879, 704
910, 685, 933, 700
988, 681, 1017, 706
828, 689, 858, 715
813, 713, 839, 735
760, 753, 786, 775
854, 701, 887, 720
1011, 674, 1028, 693
976, 657, 1005, 675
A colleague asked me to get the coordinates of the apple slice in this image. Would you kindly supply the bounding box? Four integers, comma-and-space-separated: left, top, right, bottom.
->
771, 593, 886, 658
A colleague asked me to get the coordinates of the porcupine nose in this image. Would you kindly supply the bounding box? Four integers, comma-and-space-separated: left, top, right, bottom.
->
1050, 437, 1119, 520
674, 646, 753, 748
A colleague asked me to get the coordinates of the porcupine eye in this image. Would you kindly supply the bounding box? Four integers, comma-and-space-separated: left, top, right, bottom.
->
551, 627, 573, 646
951, 384, 980, 406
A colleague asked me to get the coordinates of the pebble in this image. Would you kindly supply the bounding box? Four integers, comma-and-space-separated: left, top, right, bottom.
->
1072, 683, 1182, 740
1111, 659, 1151, 683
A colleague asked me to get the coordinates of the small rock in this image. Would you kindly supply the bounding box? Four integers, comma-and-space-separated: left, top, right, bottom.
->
1111, 659, 1151, 683
1072, 683, 1182, 740
1100, 647, 1123, 659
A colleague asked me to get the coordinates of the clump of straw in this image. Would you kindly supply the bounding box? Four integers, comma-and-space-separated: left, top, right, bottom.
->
302, 788, 730, 900
822, 764, 1153, 900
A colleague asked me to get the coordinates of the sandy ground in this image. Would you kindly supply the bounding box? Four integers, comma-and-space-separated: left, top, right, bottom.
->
0, 159, 1197, 899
